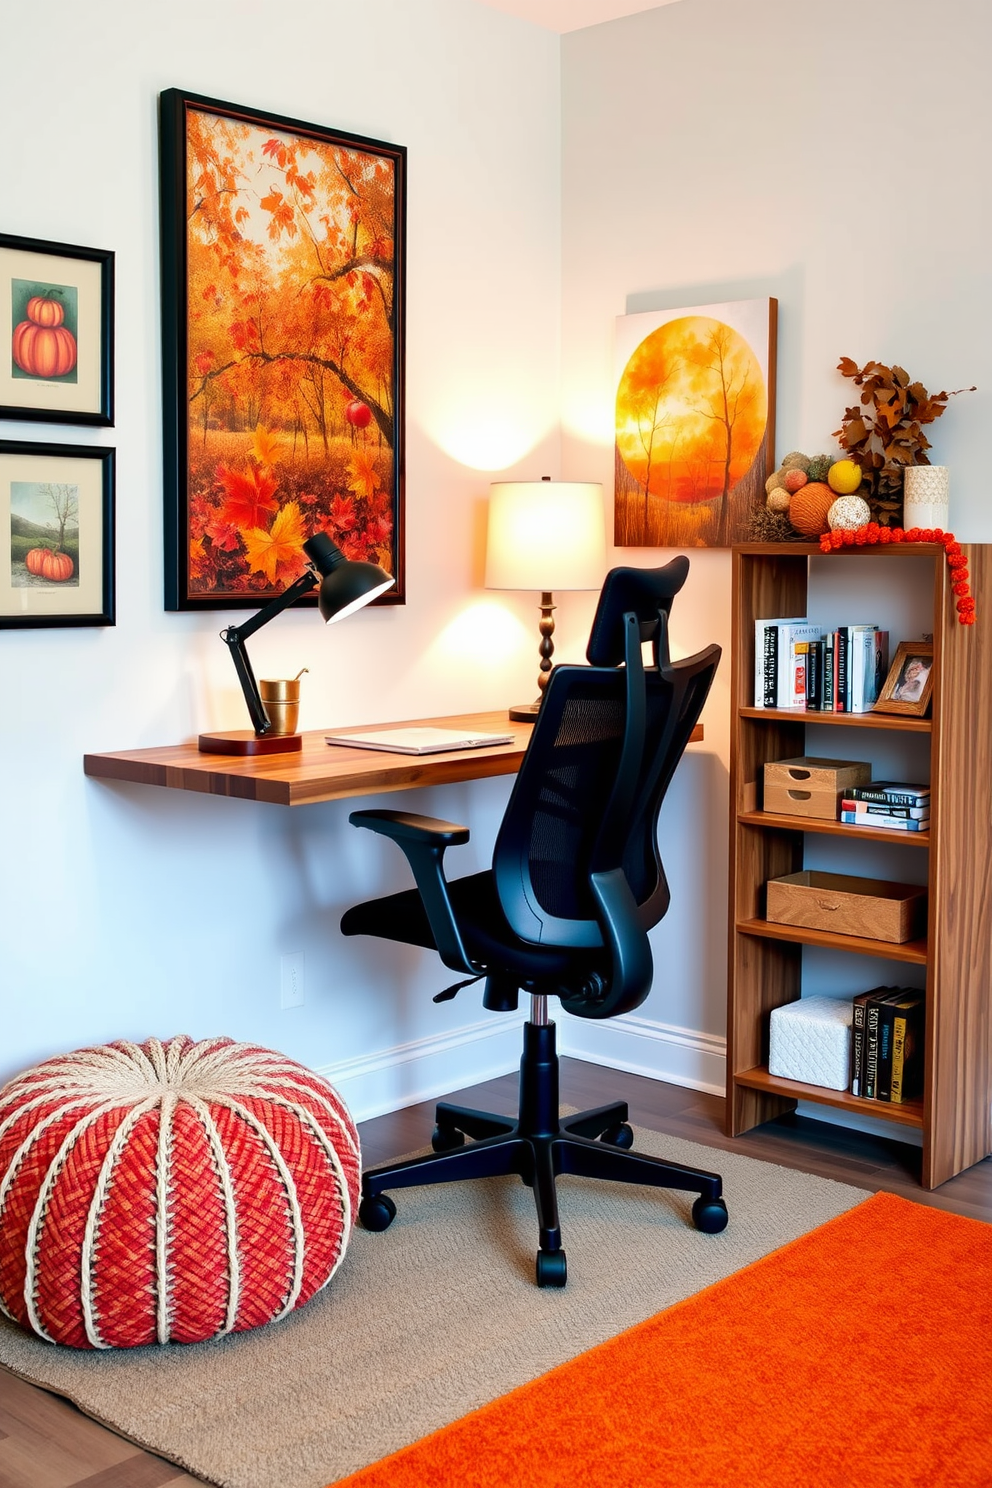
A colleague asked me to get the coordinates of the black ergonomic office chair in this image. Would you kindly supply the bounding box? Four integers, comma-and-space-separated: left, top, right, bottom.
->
341, 557, 727, 1286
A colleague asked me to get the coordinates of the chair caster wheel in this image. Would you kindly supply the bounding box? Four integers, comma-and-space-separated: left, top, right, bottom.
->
600, 1122, 634, 1149
431, 1124, 465, 1152
535, 1249, 567, 1287
692, 1196, 729, 1234
359, 1193, 397, 1232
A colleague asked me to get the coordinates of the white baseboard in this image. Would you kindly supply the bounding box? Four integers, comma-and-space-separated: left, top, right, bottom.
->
318, 1015, 524, 1123
559, 1011, 727, 1095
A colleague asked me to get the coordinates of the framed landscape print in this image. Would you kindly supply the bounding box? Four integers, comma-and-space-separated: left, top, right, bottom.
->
0, 233, 114, 426
0, 440, 115, 628
159, 89, 406, 611
614, 297, 777, 548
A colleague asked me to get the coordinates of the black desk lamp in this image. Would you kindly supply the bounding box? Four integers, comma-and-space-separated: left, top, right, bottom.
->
198, 531, 395, 755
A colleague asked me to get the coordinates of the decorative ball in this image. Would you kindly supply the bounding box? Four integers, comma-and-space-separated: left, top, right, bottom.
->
0, 1036, 360, 1349
783, 468, 808, 493
780, 451, 812, 473
766, 488, 791, 513
765, 470, 786, 495
828, 495, 872, 531
807, 454, 833, 483
787, 481, 836, 537
345, 399, 372, 428
827, 459, 863, 495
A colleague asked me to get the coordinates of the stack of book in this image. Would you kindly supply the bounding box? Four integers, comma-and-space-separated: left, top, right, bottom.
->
850, 986, 925, 1102
754, 618, 888, 712
840, 782, 930, 833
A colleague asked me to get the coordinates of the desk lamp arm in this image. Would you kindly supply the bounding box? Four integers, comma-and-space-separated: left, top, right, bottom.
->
220, 569, 318, 736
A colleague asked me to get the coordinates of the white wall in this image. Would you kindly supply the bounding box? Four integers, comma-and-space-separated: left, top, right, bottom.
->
0, 0, 571, 1112
559, 0, 992, 1111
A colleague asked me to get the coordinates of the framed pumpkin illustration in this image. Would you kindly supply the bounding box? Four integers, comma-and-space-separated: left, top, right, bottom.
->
0, 440, 115, 628
0, 233, 114, 426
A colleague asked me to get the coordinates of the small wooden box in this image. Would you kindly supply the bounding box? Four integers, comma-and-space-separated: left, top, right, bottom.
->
765, 870, 927, 943
763, 757, 872, 819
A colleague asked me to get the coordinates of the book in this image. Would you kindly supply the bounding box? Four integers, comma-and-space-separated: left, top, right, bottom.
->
890, 995, 925, 1103
875, 990, 916, 1101
776, 622, 824, 708
822, 632, 835, 712
840, 800, 930, 820
850, 628, 889, 713
834, 628, 848, 712
851, 986, 893, 1097
847, 783, 930, 806
325, 727, 514, 755
754, 617, 806, 707
805, 638, 824, 711
839, 811, 928, 832
863, 988, 904, 1100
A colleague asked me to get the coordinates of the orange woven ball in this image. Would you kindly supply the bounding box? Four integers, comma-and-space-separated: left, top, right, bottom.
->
788, 481, 835, 537
0, 1036, 360, 1348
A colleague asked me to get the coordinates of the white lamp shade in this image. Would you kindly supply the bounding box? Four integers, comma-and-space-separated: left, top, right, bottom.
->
485, 481, 607, 591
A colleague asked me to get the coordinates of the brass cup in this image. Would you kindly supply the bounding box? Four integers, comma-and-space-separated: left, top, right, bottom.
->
259, 678, 301, 737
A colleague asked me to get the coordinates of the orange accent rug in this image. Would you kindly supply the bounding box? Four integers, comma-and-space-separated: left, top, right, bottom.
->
335, 1192, 992, 1488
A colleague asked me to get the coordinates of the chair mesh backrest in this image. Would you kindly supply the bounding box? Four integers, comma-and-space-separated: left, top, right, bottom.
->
492, 643, 719, 951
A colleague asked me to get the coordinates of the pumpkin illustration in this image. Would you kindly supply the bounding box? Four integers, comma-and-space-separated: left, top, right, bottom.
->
25, 547, 74, 582
12, 295, 77, 379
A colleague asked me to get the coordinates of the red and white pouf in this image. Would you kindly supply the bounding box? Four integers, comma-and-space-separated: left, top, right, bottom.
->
0, 1035, 360, 1348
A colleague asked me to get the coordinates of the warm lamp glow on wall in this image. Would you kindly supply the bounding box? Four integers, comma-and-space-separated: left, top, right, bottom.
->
485, 478, 607, 720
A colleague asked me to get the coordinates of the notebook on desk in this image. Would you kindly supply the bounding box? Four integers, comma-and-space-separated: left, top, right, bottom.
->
325, 726, 515, 755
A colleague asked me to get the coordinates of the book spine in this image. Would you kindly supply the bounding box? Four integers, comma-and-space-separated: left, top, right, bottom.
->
806, 639, 823, 711
890, 1016, 907, 1103
840, 812, 925, 831
849, 628, 879, 713
840, 800, 930, 820
835, 627, 849, 712
847, 786, 930, 807
864, 998, 882, 1099
822, 634, 835, 712
890, 1000, 924, 1103
875, 998, 900, 1101
851, 997, 868, 1097
763, 624, 778, 708
754, 621, 766, 708
790, 641, 809, 709
776, 625, 794, 708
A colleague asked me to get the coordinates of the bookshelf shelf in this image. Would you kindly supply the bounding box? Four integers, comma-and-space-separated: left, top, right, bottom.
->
727, 542, 992, 1189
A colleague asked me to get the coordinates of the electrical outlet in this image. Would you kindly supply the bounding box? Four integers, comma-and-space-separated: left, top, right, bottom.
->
280, 952, 305, 1009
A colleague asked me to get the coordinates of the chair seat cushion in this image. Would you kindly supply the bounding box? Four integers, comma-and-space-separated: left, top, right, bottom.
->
342, 869, 583, 980
0, 1035, 360, 1348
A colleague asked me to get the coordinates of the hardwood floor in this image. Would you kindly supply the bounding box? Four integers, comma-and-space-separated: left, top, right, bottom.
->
2, 1058, 989, 1487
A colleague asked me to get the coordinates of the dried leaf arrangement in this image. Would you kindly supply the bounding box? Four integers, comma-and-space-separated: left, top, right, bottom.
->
834, 358, 975, 526
819, 522, 975, 625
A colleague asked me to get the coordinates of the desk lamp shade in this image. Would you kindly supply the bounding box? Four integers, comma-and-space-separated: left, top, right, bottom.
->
199, 531, 394, 757
486, 479, 606, 720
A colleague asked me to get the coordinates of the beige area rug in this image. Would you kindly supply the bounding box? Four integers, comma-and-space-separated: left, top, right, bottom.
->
0, 1130, 868, 1488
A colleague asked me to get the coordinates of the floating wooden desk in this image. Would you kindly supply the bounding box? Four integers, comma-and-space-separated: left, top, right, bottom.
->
84, 709, 703, 807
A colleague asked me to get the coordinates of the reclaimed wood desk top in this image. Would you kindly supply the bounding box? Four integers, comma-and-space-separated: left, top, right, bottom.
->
84, 710, 703, 808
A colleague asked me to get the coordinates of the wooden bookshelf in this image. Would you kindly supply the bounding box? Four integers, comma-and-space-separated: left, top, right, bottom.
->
727, 542, 992, 1188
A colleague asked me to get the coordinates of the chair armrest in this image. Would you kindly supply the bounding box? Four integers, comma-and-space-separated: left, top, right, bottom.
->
348, 810, 478, 975
559, 867, 653, 1021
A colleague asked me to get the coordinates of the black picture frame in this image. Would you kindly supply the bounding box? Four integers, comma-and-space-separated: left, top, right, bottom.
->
0, 439, 115, 628
0, 232, 114, 427
159, 88, 406, 612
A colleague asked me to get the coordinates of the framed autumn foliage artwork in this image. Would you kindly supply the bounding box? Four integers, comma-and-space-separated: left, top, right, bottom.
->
0, 232, 114, 426
614, 298, 776, 548
159, 90, 406, 610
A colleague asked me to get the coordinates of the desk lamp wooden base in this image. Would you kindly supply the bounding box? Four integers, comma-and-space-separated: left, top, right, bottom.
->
198, 730, 304, 756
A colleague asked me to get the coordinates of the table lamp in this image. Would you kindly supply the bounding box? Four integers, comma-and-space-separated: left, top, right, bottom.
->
485, 478, 606, 721
198, 530, 395, 755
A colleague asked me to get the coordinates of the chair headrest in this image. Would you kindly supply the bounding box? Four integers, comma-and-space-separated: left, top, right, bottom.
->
585, 557, 690, 667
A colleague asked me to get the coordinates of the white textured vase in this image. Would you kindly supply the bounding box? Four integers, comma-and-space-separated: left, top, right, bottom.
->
902, 465, 949, 531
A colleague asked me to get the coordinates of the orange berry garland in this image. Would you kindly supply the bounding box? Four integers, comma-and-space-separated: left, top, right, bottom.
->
818, 524, 976, 625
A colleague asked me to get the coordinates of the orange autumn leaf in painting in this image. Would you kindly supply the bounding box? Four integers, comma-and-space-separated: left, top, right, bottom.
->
250, 426, 283, 469
216, 464, 279, 530
242, 501, 306, 584
616, 317, 767, 510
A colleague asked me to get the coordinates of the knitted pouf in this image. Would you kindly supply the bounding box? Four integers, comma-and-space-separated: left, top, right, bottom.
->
0, 1035, 360, 1349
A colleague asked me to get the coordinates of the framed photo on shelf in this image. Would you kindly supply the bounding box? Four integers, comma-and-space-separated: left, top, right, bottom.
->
0, 440, 115, 628
0, 233, 114, 426
159, 88, 406, 611
872, 640, 934, 717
